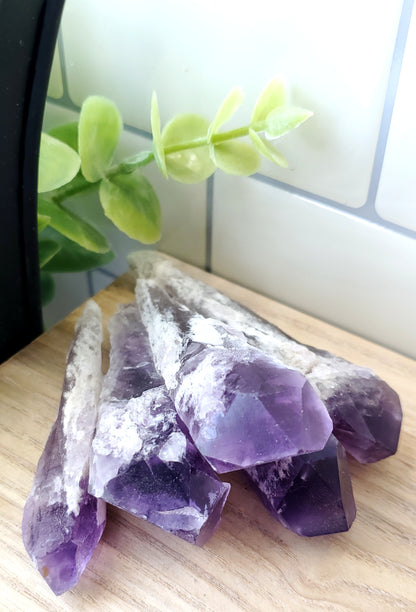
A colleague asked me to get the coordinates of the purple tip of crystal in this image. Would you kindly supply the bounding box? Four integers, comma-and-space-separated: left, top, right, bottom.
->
247, 435, 356, 537
22, 301, 106, 595
324, 377, 402, 463
22, 482, 106, 596
179, 349, 333, 473
99, 436, 230, 546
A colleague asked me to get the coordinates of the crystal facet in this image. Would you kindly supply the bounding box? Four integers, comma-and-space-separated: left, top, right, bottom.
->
135, 279, 333, 473
22, 302, 106, 595
246, 434, 356, 536
129, 251, 402, 463
89, 303, 230, 544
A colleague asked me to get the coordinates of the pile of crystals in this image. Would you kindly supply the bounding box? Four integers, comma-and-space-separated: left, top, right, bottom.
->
22, 251, 402, 596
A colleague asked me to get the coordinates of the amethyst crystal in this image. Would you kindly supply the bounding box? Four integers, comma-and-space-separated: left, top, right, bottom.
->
22, 302, 106, 596
135, 278, 332, 473
129, 251, 402, 463
89, 303, 230, 544
246, 435, 356, 536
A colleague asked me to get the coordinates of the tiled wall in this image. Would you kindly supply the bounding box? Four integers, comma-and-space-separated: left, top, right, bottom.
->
43, 0, 416, 359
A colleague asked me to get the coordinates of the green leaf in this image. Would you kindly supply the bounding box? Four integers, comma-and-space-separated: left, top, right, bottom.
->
48, 122, 79, 151
99, 174, 161, 243
251, 77, 287, 124
40, 271, 55, 306
78, 96, 123, 182
37, 213, 51, 233
211, 141, 260, 176
264, 105, 313, 139
151, 92, 168, 179
249, 129, 288, 168
162, 114, 215, 183
38, 133, 81, 193
38, 198, 110, 253
39, 238, 60, 268
208, 87, 244, 141
41, 228, 115, 273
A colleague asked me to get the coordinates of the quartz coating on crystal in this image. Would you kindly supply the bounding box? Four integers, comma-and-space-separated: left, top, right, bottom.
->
246, 434, 356, 536
129, 251, 402, 463
135, 278, 333, 473
22, 301, 106, 595
89, 303, 230, 544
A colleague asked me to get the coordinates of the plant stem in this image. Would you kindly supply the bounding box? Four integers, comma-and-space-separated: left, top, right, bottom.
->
50, 174, 98, 204
163, 125, 252, 155
106, 151, 155, 178
50, 122, 262, 203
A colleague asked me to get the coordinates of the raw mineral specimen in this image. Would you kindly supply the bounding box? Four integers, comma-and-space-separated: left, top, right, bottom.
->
135, 278, 333, 473
246, 434, 356, 536
22, 301, 106, 596
89, 303, 230, 545
129, 251, 402, 463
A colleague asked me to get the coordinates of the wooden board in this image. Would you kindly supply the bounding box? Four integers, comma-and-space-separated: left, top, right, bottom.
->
1, 258, 415, 611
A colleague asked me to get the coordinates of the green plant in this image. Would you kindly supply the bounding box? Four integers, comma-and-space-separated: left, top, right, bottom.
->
38, 78, 312, 305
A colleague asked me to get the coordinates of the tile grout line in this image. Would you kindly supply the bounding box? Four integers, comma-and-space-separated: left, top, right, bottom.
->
364, 0, 415, 216
55, 29, 79, 112
86, 271, 95, 297
95, 268, 119, 280
251, 173, 416, 241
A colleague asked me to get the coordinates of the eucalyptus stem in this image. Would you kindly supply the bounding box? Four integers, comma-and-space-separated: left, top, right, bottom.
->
163, 124, 257, 155
50, 121, 264, 204
106, 150, 155, 178
50, 174, 98, 204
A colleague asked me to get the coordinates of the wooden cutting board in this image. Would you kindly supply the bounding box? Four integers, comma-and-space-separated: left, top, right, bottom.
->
1, 257, 415, 611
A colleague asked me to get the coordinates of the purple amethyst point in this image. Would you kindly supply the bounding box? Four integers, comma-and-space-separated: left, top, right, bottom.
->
246, 434, 356, 537
317, 374, 402, 463
22, 301, 106, 595
135, 279, 333, 473
89, 304, 230, 544
22, 480, 106, 595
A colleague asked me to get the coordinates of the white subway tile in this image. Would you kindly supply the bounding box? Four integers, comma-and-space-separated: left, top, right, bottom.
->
375, 8, 416, 231
61, 0, 403, 207
212, 173, 416, 358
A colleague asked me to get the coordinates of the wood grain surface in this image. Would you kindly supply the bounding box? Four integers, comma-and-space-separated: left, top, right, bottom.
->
1, 258, 415, 611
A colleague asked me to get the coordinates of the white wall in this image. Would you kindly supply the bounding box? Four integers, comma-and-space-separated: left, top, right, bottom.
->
43, 0, 416, 358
